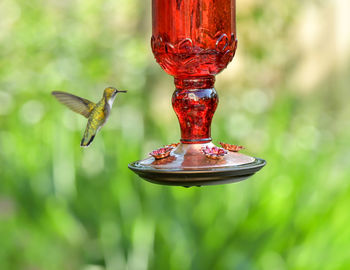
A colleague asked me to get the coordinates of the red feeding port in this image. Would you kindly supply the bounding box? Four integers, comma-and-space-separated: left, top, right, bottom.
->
219, 142, 245, 152
201, 146, 227, 160
149, 146, 173, 159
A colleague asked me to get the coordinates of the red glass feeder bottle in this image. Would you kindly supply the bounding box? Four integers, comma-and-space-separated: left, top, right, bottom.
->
129, 0, 265, 186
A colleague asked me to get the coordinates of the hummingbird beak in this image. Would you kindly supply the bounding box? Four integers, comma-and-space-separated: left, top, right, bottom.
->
113, 90, 127, 96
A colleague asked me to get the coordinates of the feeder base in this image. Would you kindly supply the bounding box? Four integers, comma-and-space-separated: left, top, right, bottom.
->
128, 143, 266, 187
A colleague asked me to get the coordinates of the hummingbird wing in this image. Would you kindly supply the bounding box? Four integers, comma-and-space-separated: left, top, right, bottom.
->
52, 91, 96, 118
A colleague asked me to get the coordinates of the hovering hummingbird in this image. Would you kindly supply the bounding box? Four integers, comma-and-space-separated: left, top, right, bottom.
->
52, 87, 127, 147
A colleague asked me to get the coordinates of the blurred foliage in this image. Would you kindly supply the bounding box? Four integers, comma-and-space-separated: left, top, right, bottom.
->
1, 0, 350, 269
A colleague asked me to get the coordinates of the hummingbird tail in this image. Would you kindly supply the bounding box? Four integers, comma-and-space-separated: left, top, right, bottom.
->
80, 135, 95, 147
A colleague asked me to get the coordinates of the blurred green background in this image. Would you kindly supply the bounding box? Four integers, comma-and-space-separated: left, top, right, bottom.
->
1, 0, 350, 269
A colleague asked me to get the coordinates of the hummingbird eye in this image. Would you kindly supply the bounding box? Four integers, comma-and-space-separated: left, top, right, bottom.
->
109, 87, 117, 93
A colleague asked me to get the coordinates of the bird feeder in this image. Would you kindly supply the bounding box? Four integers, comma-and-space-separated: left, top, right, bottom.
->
129, 0, 266, 186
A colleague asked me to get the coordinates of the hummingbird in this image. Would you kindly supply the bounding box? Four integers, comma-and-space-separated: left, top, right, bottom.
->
52, 87, 127, 147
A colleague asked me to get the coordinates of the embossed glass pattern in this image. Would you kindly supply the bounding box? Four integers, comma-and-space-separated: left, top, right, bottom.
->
152, 0, 237, 143
152, 0, 237, 77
